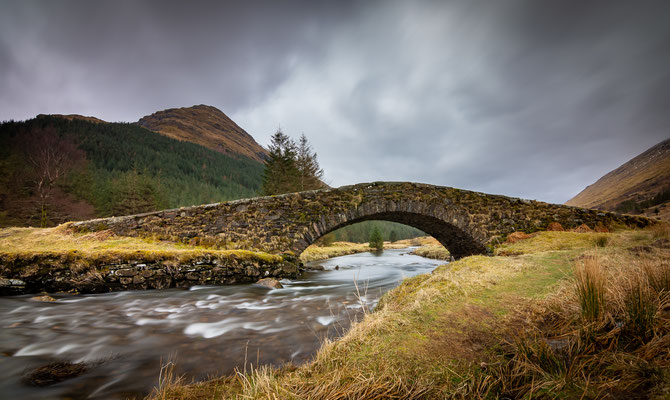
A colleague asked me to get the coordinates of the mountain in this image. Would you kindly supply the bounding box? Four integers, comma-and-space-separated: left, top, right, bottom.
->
137, 105, 267, 162
566, 138, 670, 220
0, 115, 264, 227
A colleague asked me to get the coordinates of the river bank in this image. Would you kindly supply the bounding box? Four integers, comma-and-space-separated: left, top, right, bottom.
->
0, 225, 298, 295
152, 225, 670, 399
300, 236, 448, 262
0, 225, 450, 294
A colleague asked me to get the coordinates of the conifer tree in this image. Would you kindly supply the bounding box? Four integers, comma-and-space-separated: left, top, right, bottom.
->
261, 129, 299, 195
369, 226, 384, 251
261, 130, 325, 195
296, 133, 324, 191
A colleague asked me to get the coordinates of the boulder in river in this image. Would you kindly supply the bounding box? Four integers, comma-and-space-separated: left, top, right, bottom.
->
257, 278, 283, 289
30, 295, 56, 302
24, 361, 88, 386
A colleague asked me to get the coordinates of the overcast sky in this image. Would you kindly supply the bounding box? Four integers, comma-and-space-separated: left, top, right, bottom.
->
1, 0, 669, 203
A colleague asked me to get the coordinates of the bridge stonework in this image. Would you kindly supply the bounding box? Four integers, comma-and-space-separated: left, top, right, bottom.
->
73, 182, 652, 259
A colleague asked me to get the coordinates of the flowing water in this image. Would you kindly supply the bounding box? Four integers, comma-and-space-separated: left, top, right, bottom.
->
0, 248, 443, 399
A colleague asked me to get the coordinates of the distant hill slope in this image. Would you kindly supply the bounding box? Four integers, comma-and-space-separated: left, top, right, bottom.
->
566, 138, 670, 220
37, 114, 107, 124
0, 116, 263, 227
137, 105, 267, 162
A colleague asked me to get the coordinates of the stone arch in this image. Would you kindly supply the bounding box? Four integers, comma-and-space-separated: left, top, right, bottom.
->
296, 198, 488, 259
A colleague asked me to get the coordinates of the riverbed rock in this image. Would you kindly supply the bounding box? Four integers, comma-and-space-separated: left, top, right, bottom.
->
30, 295, 56, 302
307, 265, 324, 271
24, 361, 88, 387
257, 278, 283, 289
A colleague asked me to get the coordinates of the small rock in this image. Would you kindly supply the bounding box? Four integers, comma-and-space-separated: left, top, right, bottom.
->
335, 265, 340, 270
308, 265, 325, 271
0, 278, 26, 287
257, 278, 283, 289
31, 295, 56, 302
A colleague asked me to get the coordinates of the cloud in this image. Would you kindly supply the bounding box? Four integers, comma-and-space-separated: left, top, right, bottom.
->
232, 0, 670, 202
1, 0, 669, 203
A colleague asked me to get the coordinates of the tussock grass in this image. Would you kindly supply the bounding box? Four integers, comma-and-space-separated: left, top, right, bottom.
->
484, 248, 670, 399
574, 255, 606, 321
594, 234, 610, 247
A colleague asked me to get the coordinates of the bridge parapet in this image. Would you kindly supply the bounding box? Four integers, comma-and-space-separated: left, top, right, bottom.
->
72, 182, 653, 259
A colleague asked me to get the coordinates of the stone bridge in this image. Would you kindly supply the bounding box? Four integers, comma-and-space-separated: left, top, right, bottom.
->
73, 182, 652, 259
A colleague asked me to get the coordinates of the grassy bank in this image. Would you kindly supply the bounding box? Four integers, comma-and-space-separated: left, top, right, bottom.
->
300, 240, 417, 263
407, 236, 452, 260
152, 225, 670, 399
0, 224, 281, 264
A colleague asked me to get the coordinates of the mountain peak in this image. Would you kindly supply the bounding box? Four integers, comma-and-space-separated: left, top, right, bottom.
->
137, 105, 267, 162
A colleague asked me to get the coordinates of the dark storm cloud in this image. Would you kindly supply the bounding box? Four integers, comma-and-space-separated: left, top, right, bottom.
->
1, 0, 669, 203
0, 0, 359, 121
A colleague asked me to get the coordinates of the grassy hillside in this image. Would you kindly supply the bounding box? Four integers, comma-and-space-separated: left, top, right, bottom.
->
137, 105, 268, 162
0, 116, 263, 227
566, 138, 670, 220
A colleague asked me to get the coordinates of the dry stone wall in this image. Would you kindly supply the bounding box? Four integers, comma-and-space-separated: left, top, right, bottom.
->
0, 253, 299, 295
72, 182, 654, 259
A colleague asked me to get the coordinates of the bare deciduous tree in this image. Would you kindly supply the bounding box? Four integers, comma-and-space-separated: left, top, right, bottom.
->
22, 126, 85, 226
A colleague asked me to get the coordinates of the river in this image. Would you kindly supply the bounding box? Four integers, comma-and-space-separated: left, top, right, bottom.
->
0, 248, 443, 399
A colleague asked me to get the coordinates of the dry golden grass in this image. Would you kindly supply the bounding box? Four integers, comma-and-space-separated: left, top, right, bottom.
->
495, 230, 618, 255
409, 244, 450, 260
299, 240, 412, 262
0, 224, 281, 263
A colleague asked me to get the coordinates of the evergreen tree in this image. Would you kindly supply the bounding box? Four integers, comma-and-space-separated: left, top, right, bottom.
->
261, 129, 325, 195
296, 133, 324, 191
369, 226, 384, 251
261, 128, 300, 195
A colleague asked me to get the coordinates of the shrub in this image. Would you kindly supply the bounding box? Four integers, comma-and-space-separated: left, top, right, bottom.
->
594, 235, 609, 247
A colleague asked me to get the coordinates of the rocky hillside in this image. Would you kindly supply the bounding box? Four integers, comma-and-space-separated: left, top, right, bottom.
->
137, 105, 267, 162
566, 138, 670, 219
